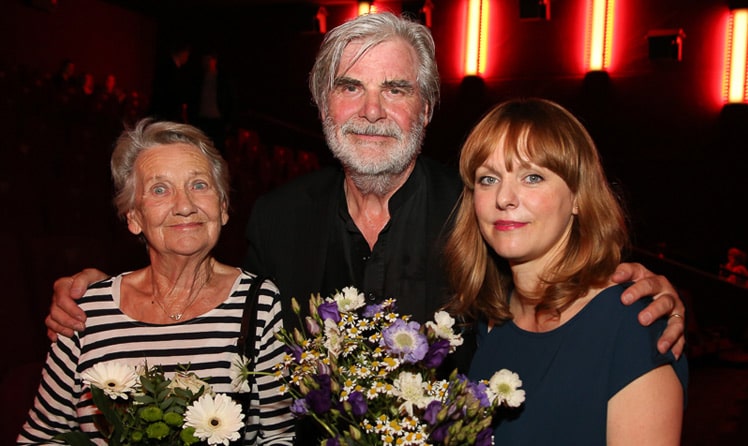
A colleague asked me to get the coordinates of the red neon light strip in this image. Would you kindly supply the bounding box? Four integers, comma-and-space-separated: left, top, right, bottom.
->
464, 0, 490, 76
724, 9, 748, 103
586, 0, 615, 71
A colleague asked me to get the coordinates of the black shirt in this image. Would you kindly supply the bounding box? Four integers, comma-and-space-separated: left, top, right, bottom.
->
324, 162, 434, 322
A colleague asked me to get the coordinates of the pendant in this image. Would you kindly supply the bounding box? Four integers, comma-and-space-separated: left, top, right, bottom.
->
170, 313, 183, 321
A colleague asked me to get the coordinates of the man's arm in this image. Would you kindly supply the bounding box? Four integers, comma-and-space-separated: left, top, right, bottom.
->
45, 268, 108, 341
611, 263, 686, 358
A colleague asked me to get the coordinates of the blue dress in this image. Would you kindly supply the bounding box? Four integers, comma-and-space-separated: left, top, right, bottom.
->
468, 284, 688, 445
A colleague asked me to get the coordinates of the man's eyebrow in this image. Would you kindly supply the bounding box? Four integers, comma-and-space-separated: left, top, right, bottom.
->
382, 79, 414, 90
334, 76, 361, 87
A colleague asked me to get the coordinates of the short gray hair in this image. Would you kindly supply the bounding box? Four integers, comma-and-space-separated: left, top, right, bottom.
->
110, 118, 230, 219
309, 12, 440, 121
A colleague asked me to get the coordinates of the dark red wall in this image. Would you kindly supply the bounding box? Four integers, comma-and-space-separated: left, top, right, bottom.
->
2, 0, 744, 270
0, 0, 157, 94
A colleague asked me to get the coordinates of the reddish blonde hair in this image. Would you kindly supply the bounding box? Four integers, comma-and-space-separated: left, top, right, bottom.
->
444, 98, 628, 324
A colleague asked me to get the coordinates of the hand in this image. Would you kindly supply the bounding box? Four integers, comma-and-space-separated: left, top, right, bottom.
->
612, 262, 686, 359
45, 268, 108, 342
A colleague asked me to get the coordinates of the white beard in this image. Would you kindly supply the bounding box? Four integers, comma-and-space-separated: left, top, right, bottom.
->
323, 115, 425, 196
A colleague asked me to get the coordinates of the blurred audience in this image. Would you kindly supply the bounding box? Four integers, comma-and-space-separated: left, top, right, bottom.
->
149, 41, 194, 122
190, 51, 238, 156
721, 247, 748, 287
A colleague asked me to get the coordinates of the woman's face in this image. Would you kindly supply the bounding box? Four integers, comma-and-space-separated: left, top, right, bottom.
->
473, 147, 577, 272
126, 143, 227, 258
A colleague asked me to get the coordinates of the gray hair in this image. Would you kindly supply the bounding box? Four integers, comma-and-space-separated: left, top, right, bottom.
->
110, 118, 230, 219
309, 12, 440, 121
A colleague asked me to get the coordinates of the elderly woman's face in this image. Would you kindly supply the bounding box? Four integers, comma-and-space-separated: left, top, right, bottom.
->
126, 143, 227, 257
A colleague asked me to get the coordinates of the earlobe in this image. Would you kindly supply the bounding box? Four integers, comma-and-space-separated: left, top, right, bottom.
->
126, 210, 142, 235
221, 201, 229, 226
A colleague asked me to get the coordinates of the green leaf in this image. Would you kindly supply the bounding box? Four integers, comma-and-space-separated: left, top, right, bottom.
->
54, 432, 97, 446
90, 387, 125, 434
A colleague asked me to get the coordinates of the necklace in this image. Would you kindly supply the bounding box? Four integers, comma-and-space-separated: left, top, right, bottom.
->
151, 265, 212, 321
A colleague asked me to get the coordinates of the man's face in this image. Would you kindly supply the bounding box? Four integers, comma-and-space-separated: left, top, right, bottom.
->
322, 38, 429, 177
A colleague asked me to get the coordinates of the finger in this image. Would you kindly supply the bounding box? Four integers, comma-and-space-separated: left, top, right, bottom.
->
635, 291, 675, 325
621, 276, 657, 305
46, 327, 58, 343
621, 274, 675, 305
670, 336, 686, 359
611, 263, 636, 283
45, 315, 75, 340
657, 313, 687, 357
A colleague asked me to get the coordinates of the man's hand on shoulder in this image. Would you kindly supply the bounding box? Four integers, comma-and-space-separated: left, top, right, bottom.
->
612, 262, 686, 359
45, 268, 108, 342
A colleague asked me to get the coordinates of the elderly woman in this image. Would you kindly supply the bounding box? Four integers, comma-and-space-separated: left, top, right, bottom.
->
18, 119, 294, 444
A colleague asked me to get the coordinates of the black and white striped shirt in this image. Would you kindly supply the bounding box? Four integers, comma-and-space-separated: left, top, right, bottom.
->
18, 270, 295, 445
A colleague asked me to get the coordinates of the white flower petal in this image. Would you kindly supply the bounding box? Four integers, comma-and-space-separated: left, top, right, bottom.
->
81, 361, 139, 399
488, 368, 526, 407
185, 393, 245, 445
229, 353, 252, 393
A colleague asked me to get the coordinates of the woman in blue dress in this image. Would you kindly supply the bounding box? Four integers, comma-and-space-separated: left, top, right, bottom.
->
444, 98, 687, 445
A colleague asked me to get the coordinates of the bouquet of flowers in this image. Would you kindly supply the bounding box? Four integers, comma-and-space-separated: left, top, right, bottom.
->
57, 361, 245, 446
274, 287, 525, 446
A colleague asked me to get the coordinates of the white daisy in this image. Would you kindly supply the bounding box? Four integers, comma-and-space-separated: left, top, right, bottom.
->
323, 318, 343, 356
425, 311, 464, 349
81, 361, 139, 400
229, 353, 252, 393
184, 393, 245, 445
331, 286, 366, 313
487, 368, 526, 408
391, 371, 433, 416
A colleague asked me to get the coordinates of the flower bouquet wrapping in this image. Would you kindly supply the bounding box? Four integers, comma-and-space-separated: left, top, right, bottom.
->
57, 361, 246, 446
274, 287, 525, 446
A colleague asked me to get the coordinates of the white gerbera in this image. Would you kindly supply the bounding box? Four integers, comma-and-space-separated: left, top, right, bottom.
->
81, 361, 139, 400
392, 371, 433, 416
331, 286, 366, 312
229, 353, 252, 393
425, 311, 464, 349
184, 393, 245, 445
487, 368, 526, 408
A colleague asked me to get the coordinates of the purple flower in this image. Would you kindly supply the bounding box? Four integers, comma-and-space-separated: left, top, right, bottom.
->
422, 338, 451, 369
348, 391, 368, 418
316, 374, 332, 392
290, 398, 309, 416
306, 388, 331, 414
430, 422, 451, 443
318, 301, 341, 323
305, 316, 321, 336
476, 427, 493, 446
306, 375, 332, 414
288, 345, 303, 363
362, 303, 383, 318
381, 319, 428, 364
423, 400, 443, 426
467, 380, 491, 408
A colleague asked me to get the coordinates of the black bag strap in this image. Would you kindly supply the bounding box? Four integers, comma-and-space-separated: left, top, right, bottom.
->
237, 275, 266, 360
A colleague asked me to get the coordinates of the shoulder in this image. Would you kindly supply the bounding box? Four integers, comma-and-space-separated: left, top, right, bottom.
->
237, 270, 281, 303
78, 275, 117, 306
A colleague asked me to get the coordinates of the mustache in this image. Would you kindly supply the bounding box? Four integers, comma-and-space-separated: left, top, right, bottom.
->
340, 121, 402, 139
